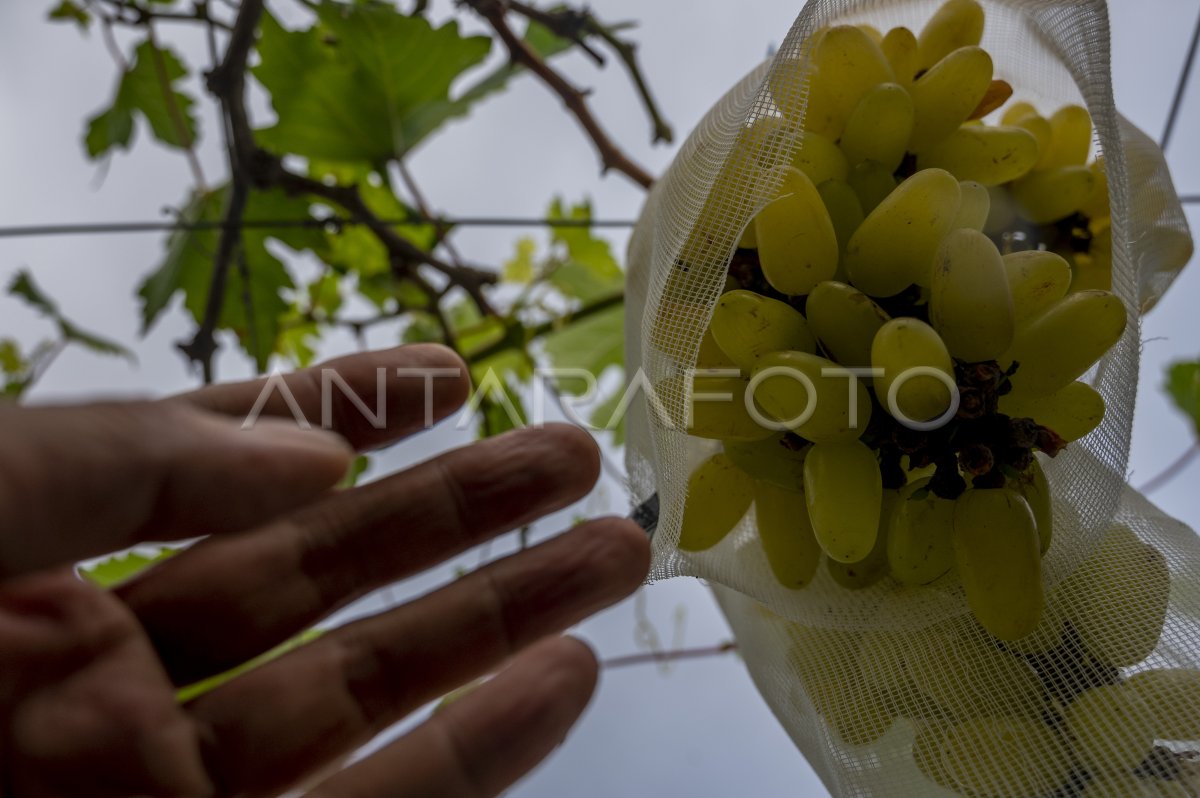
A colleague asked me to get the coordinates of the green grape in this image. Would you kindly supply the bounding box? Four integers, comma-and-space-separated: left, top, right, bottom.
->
827, 489, 898, 589
1015, 113, 1054, 162
737, 220, 757, 249
1002, 603, 1066, 655
679, 452, 755, 551
791, 130, 850, 186
1040, 104, 1092, 169
845, 168, 962, 297
806, 280, 890, 368
725, 435, 807, 491
912, 721, 957, 789
1061, 525, 1169, 667
685, 375, 774, 442
930, 228, 1015, 362
951, 179, 991, 230
953, 488, 1044, 641
1011, 457, 1053, 554
1066, 684, 1156, 774
1001, 100, 1037, 125
755, 166, 840, 295
847, 159, 898, 215
1078, 157, 1110, 220
786, 625, 896, 746
917, 125, 1039, 185
871, 317, 957, 426
1127, 669, 1200, 741
840, 83, 914, 171
755, 480, 822, 589
803, 440, 882, 563
881, 26, 919, 86
999, 380, 1105, 442
909, 46, 993, 153
941, 716, 1073, 796
1004, 289, 1127, 397
888, 477, 956, 585
858, 23, 883, 43
1011, 165, 1096, 223
697, 327, 737, 369
751, 350, 873, 443
798, 25, 895, 140
1002, 249, 1072, 324
916, 0, 985, 71
709, 289, 816, 370
816, 179, 865, 251
905, 619, 1047, 719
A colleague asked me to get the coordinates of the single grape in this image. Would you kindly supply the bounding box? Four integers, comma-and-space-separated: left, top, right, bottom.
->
881, 26, 919, 86
888, 477, 957, 585
681, 374, 774, 442
917, 124, 1039, 185
941, 716, 1073, 796
1003, 289, 1127, 397
724, 434, 807, 491
806, 280, 890, 369
871, 317, 957, 426
697, 327, 737, 370
845, 168, 962, 296
827, 489, 897, 589
1011, 164, 1096, 223
1003, 249, 1072, 324
841, 82, 914, 171
791, 129, 850, 186
999, 380, 1105, 442
751, 350, 874, 443
953, 488, 1044, 641
678, 453, 755, 551
1010, 457, 1053, 554
755, 166, 840, 295
755, 480, 822, 589
795, 25, 895, 140
1040, 104, 1092, 169
816, 179, 866, 252
916, 0, 985, 71
710, 289, 816, 370
952, 179, 991, 230
803, 440, 883, 563
1066, 684, 1156, 774
909, 46, 994, 152
930, 228, 1015, 362
847, 159, 898, 215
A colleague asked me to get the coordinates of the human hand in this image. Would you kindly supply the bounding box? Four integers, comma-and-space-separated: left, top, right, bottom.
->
0, 344, 650, 797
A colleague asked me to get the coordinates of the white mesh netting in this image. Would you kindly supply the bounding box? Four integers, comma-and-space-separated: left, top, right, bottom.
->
624, 1, 1197, 795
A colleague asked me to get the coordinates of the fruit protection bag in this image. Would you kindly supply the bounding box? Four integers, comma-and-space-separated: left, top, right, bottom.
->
624, 0, 1197, 795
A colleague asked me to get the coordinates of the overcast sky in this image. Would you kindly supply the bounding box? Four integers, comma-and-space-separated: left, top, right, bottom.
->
2, 1, 1199, 796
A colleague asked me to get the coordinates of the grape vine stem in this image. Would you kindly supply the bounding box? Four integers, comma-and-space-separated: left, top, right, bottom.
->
1139, 444, 1200, 494
602, 641, 738, 670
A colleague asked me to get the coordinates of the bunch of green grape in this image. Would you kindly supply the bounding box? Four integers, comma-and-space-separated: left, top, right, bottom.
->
772, 523, 1196, 797
675, 0, 1129, 645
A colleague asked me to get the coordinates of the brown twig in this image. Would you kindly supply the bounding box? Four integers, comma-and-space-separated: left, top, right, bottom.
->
93, 0, 233, 31
1139, 444, 1200, 494
506, 0, 673, 144
602, 641, 738, 670
179, 0, 263, 382
464, 0, 654, 189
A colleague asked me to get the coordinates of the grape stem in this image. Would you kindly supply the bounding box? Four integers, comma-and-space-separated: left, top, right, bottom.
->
1138, 444, 1199, 494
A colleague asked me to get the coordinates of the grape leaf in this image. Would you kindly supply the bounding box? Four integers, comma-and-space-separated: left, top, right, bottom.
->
545, 198, 623, 303
137, 187, 325, 369
1166, 360, 1200, 437
542, 304, 624, 395
84, 40, 198, 159
254, 6, 491, 163
502, 237, 537, 284
7, 270, 133, 361
48, 0, 91, 30
0, 339, 23, 374
80, 548, 176, 589
590, 388, 627, 445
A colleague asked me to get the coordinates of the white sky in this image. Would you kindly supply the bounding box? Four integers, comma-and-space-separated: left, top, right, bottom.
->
1, 1, 1199, 796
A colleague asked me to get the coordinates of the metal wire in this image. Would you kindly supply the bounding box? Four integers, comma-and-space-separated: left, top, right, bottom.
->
1161, 5, 1200, 152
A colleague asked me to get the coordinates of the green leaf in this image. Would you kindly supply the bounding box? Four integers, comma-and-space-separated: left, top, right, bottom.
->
1166, 360, 1200, 437
176, 628, 323, 703
81, 548, 176, 589
253, 6, 491, 162
48, 0, 91, 30
277, 317, 321, 368
590, 388, 627, 445
545, 198, 623, 303
307, 272, 344, 318
0, 339, 23, 374
542, 304, 624, 395
138, 187, 324, 370
402, 312, 445, 344
8, 270, 134, 361
319, 179, 437, 286
84, 40, 198, 159
503, 237, 538, 283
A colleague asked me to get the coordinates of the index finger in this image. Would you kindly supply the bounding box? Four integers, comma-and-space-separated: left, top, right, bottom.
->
174, 344, 471, 451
